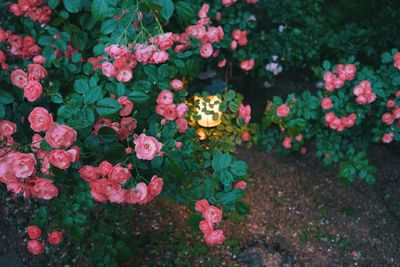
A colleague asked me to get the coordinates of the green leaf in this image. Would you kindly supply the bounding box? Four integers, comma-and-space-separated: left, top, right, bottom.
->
96, 98, 121, 117
219, 189, 244, 207
63, 0, 81, 13
74, 79, 90, 94
322, 60, 331, 70
84, 86, 103, 105
128, 90, 149, 103
100, 19, 119, 34
157, 0, 174, 20
92, 0, 109, 20
381, 52, 393, 64
175, 2, 195, 23
393, 75, 400, 86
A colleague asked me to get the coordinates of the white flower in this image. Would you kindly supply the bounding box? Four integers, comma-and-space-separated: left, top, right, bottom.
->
265, 62, 283, 75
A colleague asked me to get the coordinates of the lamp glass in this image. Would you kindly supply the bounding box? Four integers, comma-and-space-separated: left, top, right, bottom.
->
194, 95, 222, 128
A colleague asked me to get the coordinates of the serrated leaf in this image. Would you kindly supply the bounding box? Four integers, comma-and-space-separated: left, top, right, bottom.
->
96, 98, 121, 116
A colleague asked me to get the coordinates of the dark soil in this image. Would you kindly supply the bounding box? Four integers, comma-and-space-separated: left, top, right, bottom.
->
1, 145, 400, 266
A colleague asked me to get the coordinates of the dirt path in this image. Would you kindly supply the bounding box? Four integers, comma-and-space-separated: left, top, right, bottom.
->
223, 146, 400, 266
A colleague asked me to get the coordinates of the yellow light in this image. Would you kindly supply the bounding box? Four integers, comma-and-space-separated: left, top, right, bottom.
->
194, 95, 222, 128
196, 128, 207, 141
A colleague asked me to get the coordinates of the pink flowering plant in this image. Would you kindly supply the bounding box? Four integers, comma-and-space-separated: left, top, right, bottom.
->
0, 0, 252, 265
256, 50, 400, 184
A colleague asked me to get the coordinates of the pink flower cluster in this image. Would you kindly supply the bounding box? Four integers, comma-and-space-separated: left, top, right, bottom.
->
353, 80, 376, 104
238, 104, 251, 124
282, 134, 303, 149
10, 0, 52, 24
0, 115, 78, 200
156, 90, 189, 133
100, 33, 174, 83
195, 199, 226, 245
0, 27, 41, 60
393, 52, 400, 70
231, 30, 248, 50
323, 64, 356, 92
11, 62, 47, 102
380, 99, 400, 143
174, 4, 224, 57
80, 162, 163, 204
26, 226, 63, 255
324, 112, 357, 132
101, 45, 137, 83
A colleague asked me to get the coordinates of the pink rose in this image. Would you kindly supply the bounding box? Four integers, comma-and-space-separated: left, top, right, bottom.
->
27, 240, 44, 255
27, 226, 41, 239
241, 131, 250, 141
240, 59, 254, 71
151, 51, 169, 64
222, 0, 237, 7
382, 113, 394, 125
199, 220, 213, 235
325, 112, 336, 123
176, 118, 188, 133
175, 141, 182, 149
176, 103, 189, 118
148, 175, 164, 197
195, 199, 209, 212
79, 165, 99, 182
321, 98, 333, 110
200, 43, 213, 58
300, 147, 307, 154
282, 137, 291, 149
48, 231, 63, 245
109, 164, 131, 184
28, 64, 47, 79
230, 40, 237, 51
204, 230, 226, 245
28, 107, 53, 132
0, 120, 17, 136
67, 146, 80, 163
48, 150, 72, 170
157, 90, 174, 105
116, 68, 133, 83
276, 104, 290, 117
101, 61, 115, 78
202, 205, 222, 224
33, 55, 46, 64
295, 134, 303, 142
117, 96, 134, 116
125, 183, 148, 204
32, 178, 59, 200
218, 59, 227, 68
239, 104, 251, 124
134, 133, 162, 160
45, 123, 77, 149
98, 160, 112, 177
12, 152, 36, 178
11, 69, 28, 88
392, 107, 400, 119
170, 79, 184, 91
163, 104, 178, 121
24, 80, 43, 102
382, 133, 394, 143
233, 180, 247, 190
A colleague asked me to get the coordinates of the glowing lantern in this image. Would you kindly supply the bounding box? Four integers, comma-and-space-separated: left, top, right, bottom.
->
194, 95, 222, 128
196, 128, 207, 141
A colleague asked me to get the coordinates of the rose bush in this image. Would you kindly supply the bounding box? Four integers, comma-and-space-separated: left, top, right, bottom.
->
255, 50, 400, 184
0, 0, 254, 265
